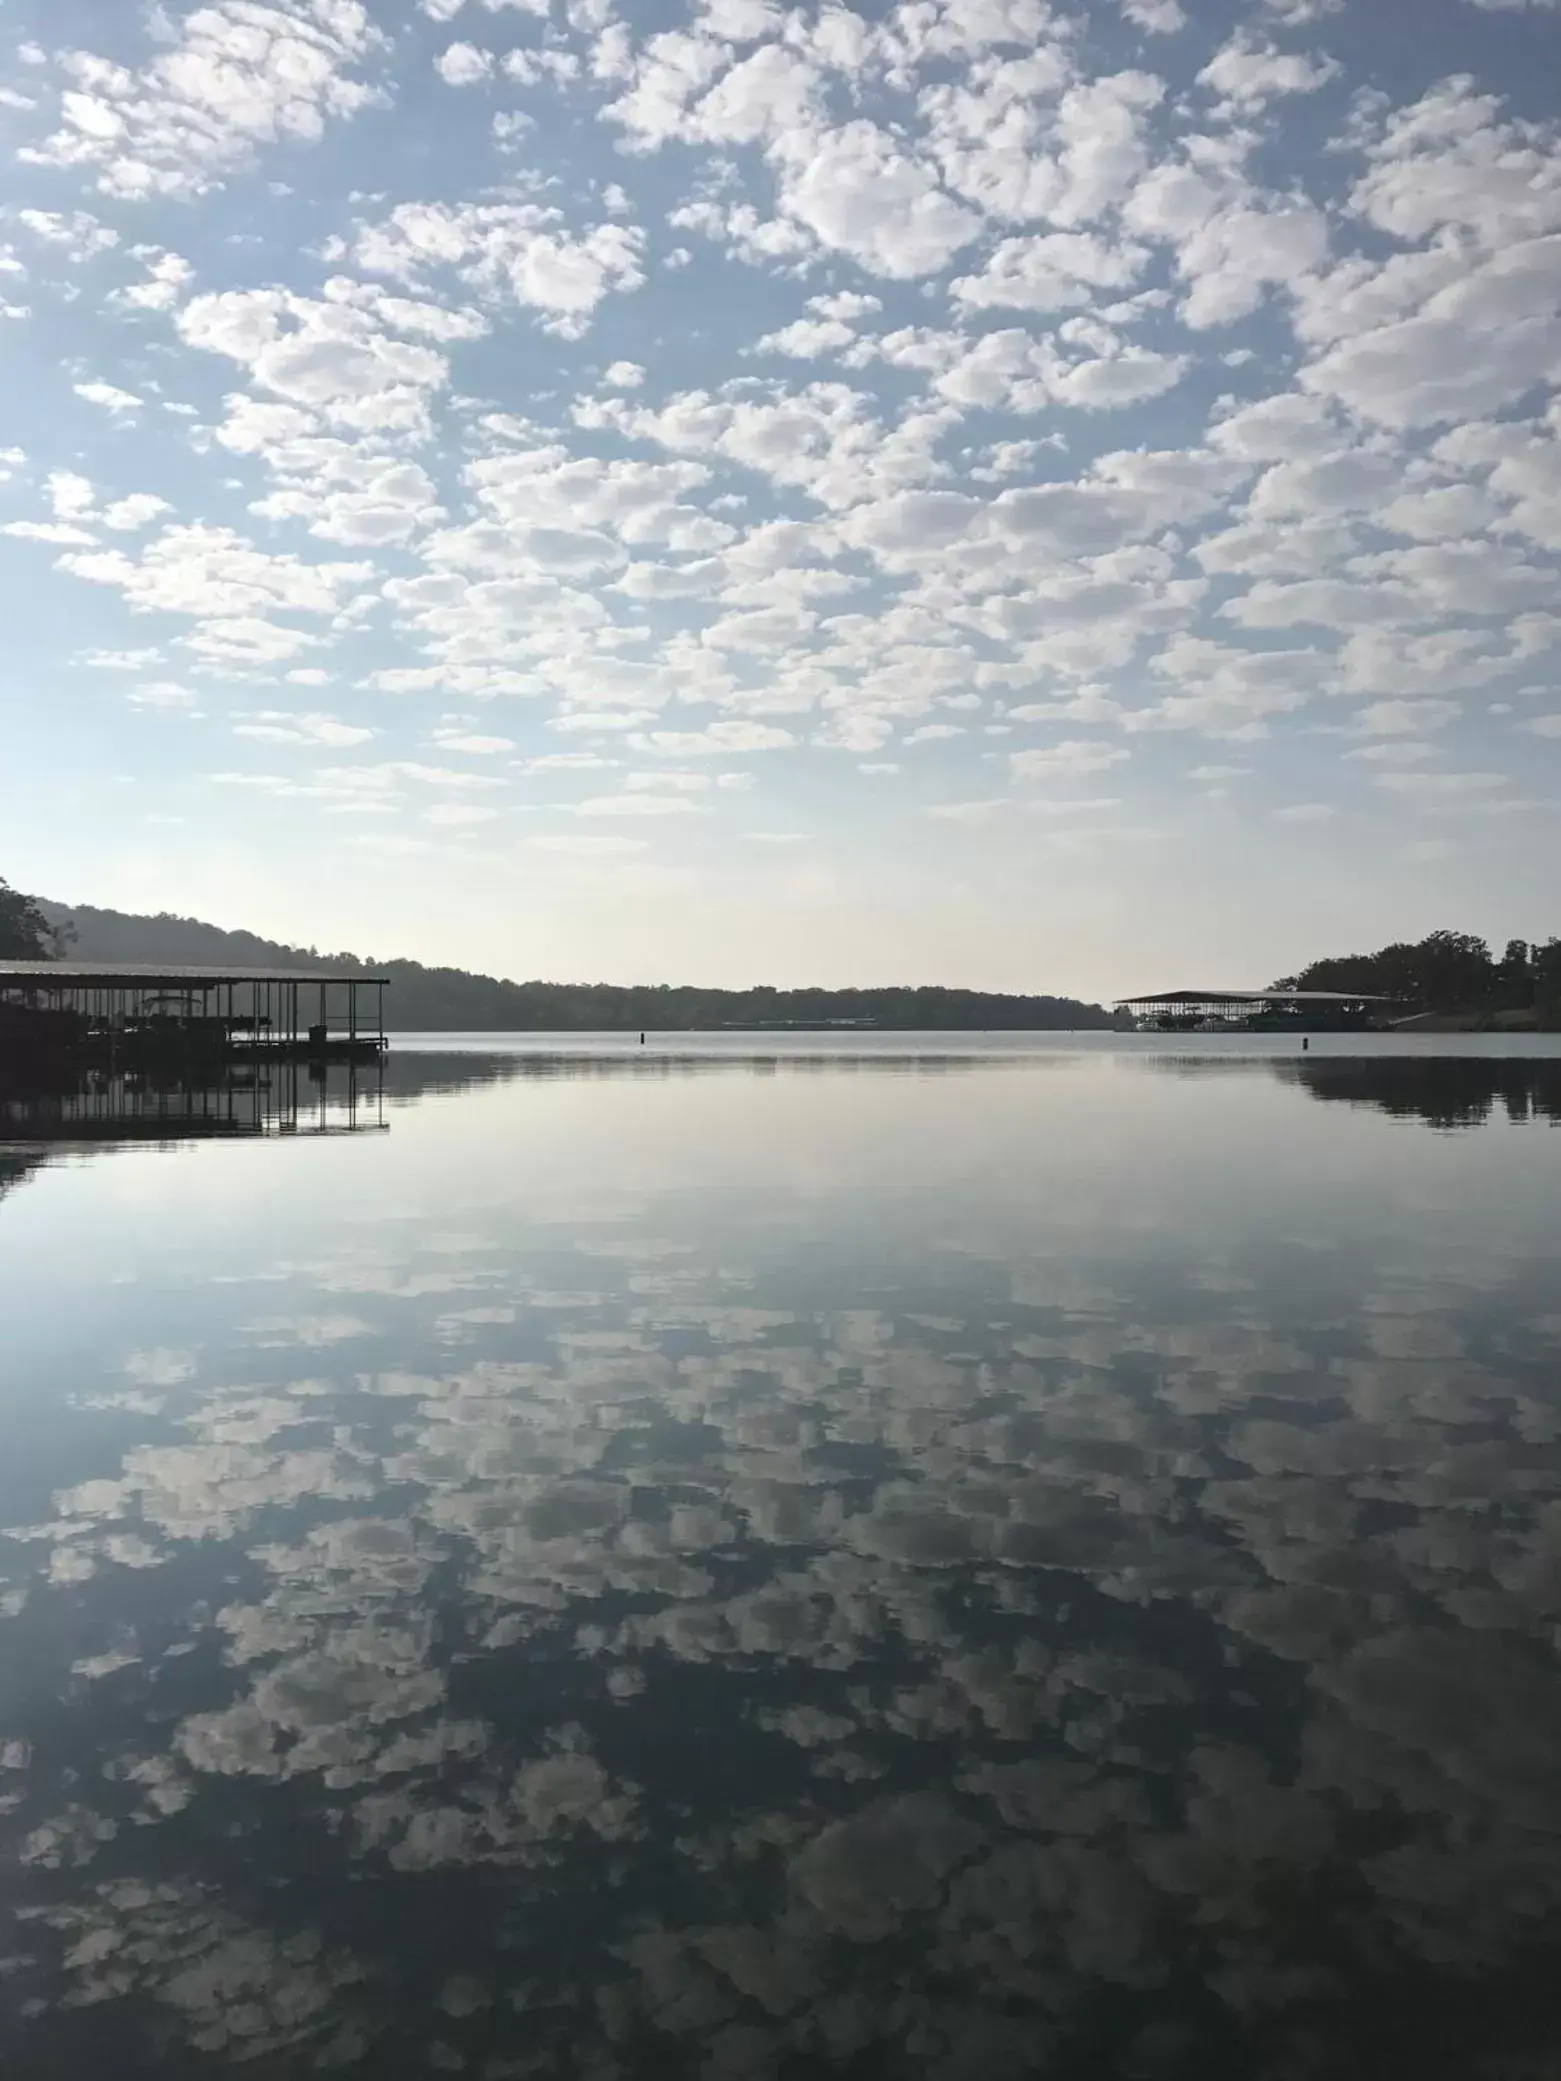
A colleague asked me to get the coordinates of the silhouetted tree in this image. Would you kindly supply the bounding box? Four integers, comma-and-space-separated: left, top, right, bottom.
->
1498, 939, 1534, 1008
0, 878, 60, 961
1274, 930, 1496, 1013
1536, 939, 1561, 1019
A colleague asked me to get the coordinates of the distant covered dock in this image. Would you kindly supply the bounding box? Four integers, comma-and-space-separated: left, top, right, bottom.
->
1116, 989, 1400, 1032
0, 960, 388, 1078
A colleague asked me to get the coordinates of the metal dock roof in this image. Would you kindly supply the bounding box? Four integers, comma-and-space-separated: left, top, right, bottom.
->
0, 961, 389, 985
1115, 989, 1401, 1007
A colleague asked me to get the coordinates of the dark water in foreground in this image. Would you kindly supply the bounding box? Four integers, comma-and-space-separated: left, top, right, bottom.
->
2, 1043, 1560, 2080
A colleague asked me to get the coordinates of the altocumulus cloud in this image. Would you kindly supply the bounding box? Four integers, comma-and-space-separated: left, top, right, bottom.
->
0, 0, 1559, 921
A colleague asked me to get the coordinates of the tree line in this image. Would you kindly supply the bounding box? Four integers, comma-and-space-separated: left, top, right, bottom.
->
13, 891, 1124, 1031
1274, 929, 1561, 1016
15, 883, 1556, 1028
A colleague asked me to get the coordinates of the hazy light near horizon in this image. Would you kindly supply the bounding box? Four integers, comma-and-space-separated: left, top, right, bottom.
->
2, 0, 1559, 994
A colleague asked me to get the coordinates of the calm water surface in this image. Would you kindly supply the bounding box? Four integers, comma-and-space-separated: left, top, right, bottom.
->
2, 1042, 1560, 2080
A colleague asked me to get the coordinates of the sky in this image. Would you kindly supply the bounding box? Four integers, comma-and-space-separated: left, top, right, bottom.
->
1, 0, 1559, 998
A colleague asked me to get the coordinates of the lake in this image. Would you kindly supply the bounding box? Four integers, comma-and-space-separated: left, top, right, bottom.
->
2, 1038, 1560, 2080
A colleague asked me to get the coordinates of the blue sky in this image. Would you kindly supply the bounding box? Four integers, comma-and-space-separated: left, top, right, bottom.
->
2, 0, 1559, 995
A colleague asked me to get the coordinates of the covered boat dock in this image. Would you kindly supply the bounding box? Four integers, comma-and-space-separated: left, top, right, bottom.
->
0, 960, 388, 1078
1116, 989, 1400, 1032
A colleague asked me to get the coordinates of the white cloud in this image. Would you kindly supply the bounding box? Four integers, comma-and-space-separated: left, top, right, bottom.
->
1180, 203, 1330, 329
1300, 167, 1561, 428
1274, 801, 1336, 823
436, 42, 493, 85
352, 202, 646, 337
1140, 635, 1327, 738
58, 525, 372, 668
17, 209, 119, 260
1049, 345, 1187, 409
809, 292, 882, 322
1246, 450, 1403, 522
493, 110, 536, 148
526, 833, 647, 854
667, 197, 816, 269
1374, 770, 1514, 801
112, 249, 195, 312
516, 751, 619, 773
22, 1, 388, 201
626, 769, 712, 791
1353, 700, 1460, 737
754, 317, 856, 359
929, 798, 1007, 822
51, 472, 98, 523
179, 288, 451, 436
432, 729, 517, 753
920, 64, 1163, 231
951, 232, 1147, 314
632, 721, 796, 755
424, 801, 499, 825
702, 605, 817, 651
1210, 393, 1349, 463
581, 380, 955, 512
250, 452, 446, 547
771, 121, 983, 279
79, 647, 165, 671
102, 495, 173, 531
606, 34, 814, 155
74, 381, 144, 415
573, 792, 700, 816
128, 681, 200, 711
233, 711, 376, 746
1345, 740, 1436, 765
3, 520, 100, 546
1198, 34, 1339, 111
12, 0, 1561, 940
1009, 740, 1130, 781
1119, 0, 1187, 29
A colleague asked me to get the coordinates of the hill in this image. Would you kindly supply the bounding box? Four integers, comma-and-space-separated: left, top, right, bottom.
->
36, 900, 1123, 1033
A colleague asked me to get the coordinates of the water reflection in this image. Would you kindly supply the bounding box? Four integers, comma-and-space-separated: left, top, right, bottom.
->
1127, 1051, 1561, 1129
0, 1053, 1558, 2079
386, 1047, 1034, 1090
0, 1060, 387, 1144
0, 1150, 42, 1203
1287, 1056, 1561, 1128
395, 1043, 1561, 1132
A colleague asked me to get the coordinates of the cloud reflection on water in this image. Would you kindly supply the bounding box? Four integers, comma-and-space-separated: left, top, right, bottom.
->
0, 1052, 1558, 2078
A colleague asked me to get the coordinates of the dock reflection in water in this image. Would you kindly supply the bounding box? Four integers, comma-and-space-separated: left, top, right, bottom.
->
0, 1059, 388, 1147
0, 1046, 1558, 2081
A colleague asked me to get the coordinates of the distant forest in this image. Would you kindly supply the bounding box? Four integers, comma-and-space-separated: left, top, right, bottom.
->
34, 898, 1124, 1032
1275, 929, 1561, 1019
20, 891, 1555, 1032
